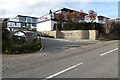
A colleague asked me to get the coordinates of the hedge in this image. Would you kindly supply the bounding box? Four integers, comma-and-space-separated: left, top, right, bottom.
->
53, 22, 103, 31
3, 41, 42, 54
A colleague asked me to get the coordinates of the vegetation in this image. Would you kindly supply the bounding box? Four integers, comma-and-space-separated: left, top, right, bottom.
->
53, 20, 120, 41
2, 18, 42, 54
4, 41, 41, 54
85, 10, 97, 23
39, 32, 54, 38
53, 22, 103, 31
53, 9, 87, 31
98, 20, 120, 40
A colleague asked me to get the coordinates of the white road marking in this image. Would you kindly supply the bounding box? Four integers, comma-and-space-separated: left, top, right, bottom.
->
100, 48, 118, 56
46, 62, 83, 79
43, 48, 118, 79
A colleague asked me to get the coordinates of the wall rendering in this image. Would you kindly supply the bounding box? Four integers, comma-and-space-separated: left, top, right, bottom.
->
37, 20, 57, 31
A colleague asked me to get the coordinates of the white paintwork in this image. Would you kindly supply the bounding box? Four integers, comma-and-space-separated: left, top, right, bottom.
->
100, 48, 118, 56
46, 62, 83, 79
95, 16, 109, 24
7, 18, 21, 28
37, 20, 57, 31
38, 14, 51, 22
7, 22, 21, 28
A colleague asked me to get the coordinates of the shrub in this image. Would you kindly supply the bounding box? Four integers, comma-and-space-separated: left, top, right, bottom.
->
4, 41, 42, 54
98, 21, 120, 40
39, 32, 54, 38
62, 22, 103, 30
53, 23, 62, 31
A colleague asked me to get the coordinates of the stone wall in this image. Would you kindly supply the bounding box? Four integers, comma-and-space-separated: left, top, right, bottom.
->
41, 31, 57, 38
41, 30, 98, 40
89, 30, 98, 40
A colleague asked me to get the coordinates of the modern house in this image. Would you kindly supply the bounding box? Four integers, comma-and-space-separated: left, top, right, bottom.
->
7, 18, 21, 29
37, 8, 112, 32
37, 14, 57, 31
95, 15, 110, 24
37, 8, 87, 31
7, 15, 38, 30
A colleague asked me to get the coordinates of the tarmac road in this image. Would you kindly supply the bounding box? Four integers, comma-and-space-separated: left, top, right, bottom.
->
2, 38, 118, 79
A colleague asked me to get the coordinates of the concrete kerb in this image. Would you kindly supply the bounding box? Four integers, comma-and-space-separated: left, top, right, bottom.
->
81, 40, 118, 49
41, 37, 98, 42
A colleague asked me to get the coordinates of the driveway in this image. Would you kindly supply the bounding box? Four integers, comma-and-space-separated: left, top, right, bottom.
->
41, 37, 98, 54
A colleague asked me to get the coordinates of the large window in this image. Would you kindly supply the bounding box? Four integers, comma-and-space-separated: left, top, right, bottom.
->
98, 17, 103, 21
19, 17, 26, 22
27, 17, 32, 23
32, 18, 37, 23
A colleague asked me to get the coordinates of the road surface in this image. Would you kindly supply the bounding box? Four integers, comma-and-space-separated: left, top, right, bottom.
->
2, 38, 118, 79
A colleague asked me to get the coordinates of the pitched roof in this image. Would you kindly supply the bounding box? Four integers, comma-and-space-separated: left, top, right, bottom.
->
97, 15, 110, 19
54, 7, 87, 15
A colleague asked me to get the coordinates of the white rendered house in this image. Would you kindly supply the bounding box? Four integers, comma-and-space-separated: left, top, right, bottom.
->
37, 8, 111, 32
7, 15, 38, 30
37, 14, 57, 31
37, 8, 87, 31
95, 15, 110, 24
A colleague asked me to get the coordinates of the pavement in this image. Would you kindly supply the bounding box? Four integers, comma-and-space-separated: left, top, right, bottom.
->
2, 37, 118, 78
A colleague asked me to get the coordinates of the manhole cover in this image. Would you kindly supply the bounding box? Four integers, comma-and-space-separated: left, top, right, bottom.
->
68, 45, 80, 47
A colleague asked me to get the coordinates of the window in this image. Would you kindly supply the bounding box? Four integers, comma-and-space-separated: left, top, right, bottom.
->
32, 18, 37, 23
98, 17, 103, 21
27, 17, 32, 23
19, 17, 26, 22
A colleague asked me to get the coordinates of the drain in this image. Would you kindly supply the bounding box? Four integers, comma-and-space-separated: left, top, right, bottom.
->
68, 45, 80, 47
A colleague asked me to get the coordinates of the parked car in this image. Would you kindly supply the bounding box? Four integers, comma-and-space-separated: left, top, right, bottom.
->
12, 30, 41, 44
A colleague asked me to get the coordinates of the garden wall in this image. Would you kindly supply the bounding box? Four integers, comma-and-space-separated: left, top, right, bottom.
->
41, 30, 98, 40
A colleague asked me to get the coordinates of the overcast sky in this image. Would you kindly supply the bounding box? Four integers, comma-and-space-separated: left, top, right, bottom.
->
0, 0, 119, 19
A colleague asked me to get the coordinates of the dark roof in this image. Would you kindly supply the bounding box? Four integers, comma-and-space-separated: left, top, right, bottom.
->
55, 7, 87, 15
61, 8, 74, 12
17, 15, 38, 19
98, 15, 110, 19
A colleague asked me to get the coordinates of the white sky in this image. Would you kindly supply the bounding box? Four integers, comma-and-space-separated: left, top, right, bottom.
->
0, 0, 119, 18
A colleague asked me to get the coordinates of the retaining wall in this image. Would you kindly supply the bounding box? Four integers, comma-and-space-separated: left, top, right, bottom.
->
41, 30, 98, 40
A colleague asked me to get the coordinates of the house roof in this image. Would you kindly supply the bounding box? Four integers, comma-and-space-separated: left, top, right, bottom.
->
97, 15, 110, 19
17, 15, 38, 19
55, 7, 87, 15
55, 8, 74, 12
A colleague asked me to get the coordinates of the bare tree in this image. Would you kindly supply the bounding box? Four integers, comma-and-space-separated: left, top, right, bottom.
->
2, 18, 9, 30
66, 11, 73, 22
104, 19, 115, 34
79, 10, 85, 19
85, 10, 97, 23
